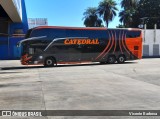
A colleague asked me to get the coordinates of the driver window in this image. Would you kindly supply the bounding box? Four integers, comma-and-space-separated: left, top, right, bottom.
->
29, 48, 34, 54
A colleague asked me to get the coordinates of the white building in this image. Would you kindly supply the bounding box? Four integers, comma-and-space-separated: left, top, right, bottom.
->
142, 29, 160, 57
28, 18, 48, 29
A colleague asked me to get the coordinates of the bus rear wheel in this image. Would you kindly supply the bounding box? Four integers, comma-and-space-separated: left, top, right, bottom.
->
107, 55, 116, 64
44, 57, 56, 67
117, 55, 126, 64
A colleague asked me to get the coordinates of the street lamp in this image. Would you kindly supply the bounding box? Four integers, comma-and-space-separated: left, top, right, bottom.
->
139, 17, 148, 29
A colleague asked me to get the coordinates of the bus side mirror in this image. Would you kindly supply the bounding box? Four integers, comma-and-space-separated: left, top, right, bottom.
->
17, 41, 22, 47
17, 43, 20, 47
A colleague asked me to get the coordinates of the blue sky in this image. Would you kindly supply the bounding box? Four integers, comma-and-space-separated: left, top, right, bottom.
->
25, 0, 121, 28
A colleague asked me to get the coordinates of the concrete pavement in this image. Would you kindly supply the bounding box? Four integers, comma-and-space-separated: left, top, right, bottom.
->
0, 59, 160, 119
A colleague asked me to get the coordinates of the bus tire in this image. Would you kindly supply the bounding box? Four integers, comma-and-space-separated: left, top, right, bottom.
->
107, 55, 116, 64
44, 57, 56, 67
117, 55, 126, 64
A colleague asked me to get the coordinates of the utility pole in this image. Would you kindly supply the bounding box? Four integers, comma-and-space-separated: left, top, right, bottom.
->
154, 24, 157, 43
140, 17, 148, 43
144, 24, 146, 43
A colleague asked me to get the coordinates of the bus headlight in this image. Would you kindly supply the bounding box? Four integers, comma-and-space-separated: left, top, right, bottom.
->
39, 56, 43, 59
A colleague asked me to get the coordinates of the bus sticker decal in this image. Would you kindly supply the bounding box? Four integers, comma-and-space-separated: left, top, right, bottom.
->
21, 54, 32, 65
64, 38, 99, 45
113, 30, 117, 53
100, 31, 115, 59
119, 31, 123, 53
122, 31, 130, 55
95, 31, 112, 60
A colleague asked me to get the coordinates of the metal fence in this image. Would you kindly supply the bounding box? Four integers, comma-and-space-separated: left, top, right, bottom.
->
28, 18, 48, 29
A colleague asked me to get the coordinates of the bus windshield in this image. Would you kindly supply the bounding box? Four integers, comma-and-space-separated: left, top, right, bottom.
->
25, 29, 33, 39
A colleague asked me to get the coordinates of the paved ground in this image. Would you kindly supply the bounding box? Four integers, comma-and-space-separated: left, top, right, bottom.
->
0, 59, 160, 119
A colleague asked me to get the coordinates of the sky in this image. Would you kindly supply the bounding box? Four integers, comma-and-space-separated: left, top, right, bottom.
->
25, 0, 122, 28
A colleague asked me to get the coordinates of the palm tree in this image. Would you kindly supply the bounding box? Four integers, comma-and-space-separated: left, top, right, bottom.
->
97, 0, 118, 27
83, 7, 103, 27
121, 0, 138, 9
119, 0, 139, 28
119, 8, 136, 27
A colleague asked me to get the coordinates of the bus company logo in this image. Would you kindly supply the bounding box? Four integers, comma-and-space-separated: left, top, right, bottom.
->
64, 38, 99, 45
1, 111, 43, 117
2, 111, 12, 116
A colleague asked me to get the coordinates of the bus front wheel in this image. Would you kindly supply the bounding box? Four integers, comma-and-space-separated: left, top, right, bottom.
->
44, 57, 56, 67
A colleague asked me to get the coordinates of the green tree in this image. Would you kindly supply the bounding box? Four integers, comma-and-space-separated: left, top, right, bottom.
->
121, 0, 138, 9
119, 8, 136, 27
119, 0, 138, 28
97, 0, 118, 27
83, 7, 103, 27
116, 24, 125, 28
138, 0, 160, 29
119, 0, 160, 29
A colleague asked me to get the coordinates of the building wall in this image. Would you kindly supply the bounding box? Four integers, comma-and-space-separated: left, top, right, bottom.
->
0, 0, 28, 60
13, 0, 23, 20
142, 29, 160, 57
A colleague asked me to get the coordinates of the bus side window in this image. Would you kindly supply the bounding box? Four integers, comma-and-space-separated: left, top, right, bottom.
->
51, 39, 66, 53
30, 29, 53, 40
126, 31, 141, 38
54, 39, 65, 45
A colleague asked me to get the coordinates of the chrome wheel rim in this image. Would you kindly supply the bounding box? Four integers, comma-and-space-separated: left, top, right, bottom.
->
46, 59, 53, 65
119, 57, 124, 62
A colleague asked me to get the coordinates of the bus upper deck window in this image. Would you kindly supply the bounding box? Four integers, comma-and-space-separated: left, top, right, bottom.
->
127, 31, 141, 38
29, 48, 34, 54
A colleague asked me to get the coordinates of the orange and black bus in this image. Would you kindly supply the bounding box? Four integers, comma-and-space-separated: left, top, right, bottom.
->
17, 26, 142, 66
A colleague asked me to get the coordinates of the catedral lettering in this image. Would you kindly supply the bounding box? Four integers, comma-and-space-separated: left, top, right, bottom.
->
64, 39, 99, 45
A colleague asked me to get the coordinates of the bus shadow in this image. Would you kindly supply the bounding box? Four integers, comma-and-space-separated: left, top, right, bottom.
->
0, 72, 21, 74
1, 62, 137, 71
1, 66, 45, 71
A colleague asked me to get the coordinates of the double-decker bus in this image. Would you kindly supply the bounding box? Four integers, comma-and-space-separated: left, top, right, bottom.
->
17, 26, 142, 66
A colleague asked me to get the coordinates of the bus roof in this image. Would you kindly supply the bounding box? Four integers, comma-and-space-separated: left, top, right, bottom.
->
33, 26, 141, 31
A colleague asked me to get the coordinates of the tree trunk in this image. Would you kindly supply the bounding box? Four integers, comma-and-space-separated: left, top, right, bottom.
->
106, 21, 109, 27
